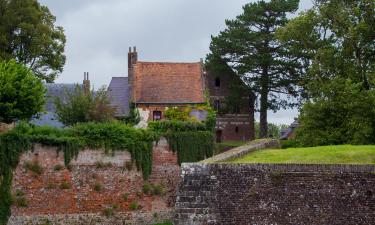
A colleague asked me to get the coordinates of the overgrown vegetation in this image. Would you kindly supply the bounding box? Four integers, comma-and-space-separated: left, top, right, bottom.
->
0, 121, 157, 225
149, 120, 215, 164
55, 85, 116, 126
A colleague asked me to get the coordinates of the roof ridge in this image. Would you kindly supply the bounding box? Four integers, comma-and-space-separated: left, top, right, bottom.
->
136, 61, 201, 65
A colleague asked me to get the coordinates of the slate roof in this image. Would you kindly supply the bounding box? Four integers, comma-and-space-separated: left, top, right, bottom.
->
30, 83, 81, 127
280, 120, 299, 140
108, 77, 130, 116
132, 62, 205, 104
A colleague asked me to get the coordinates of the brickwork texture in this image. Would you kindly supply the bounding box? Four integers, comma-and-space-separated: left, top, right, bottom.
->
175, 163, 375, 225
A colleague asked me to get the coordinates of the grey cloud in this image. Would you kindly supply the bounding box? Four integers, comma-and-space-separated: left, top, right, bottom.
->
38, 0, 313, 124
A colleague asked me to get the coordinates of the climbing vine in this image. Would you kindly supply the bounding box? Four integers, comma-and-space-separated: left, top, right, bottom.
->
0, 122, 157, 225
149, 120, 215, 164
166, 131, 214, 165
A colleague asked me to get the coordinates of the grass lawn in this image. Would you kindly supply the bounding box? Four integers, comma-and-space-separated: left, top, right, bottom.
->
229, 145, 375, 164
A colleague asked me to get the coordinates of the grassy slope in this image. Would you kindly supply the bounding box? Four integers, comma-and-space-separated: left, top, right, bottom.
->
229, 145, 375, 164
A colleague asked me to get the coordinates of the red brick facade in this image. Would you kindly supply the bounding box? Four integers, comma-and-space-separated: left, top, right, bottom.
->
205, 67, 255, 142
11, 142, 179, 216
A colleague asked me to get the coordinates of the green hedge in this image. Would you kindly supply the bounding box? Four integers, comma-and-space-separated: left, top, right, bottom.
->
149, 120, 215, 164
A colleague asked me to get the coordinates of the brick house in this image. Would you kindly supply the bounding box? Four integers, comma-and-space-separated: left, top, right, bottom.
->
108, 47, 255, 142
205, 62, 255, 142
127, 47, 206, 123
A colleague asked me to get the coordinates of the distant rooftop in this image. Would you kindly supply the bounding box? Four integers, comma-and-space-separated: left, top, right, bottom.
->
108, 77, 130, 117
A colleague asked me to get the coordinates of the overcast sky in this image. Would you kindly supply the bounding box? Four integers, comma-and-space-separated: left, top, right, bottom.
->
39, 0, 314, 125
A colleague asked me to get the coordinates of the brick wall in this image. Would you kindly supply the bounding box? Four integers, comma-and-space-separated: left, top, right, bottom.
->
175, 163, 375, 225
9, 139, 180, 224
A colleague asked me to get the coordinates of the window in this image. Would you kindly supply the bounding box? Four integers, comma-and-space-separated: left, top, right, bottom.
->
235, 126, 239, 133
153, 111, 162, 121
215, 77, 221, 87
214, 100, 221, 111
232, 104, 240, 114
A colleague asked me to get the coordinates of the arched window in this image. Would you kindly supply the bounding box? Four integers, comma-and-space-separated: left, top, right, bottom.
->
235, 126, 239, 133
215, 77, 221, 87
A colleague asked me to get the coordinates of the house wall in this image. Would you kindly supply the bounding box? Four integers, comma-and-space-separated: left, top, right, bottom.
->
9, 139, 180, 225
175, 163, 375, 225
205, 70, 255, 142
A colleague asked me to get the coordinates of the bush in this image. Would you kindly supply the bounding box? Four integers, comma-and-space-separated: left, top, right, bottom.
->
122, 193, 129, 201
53, 164, 64, 171
142, 183, 152, 195
24, 161, 43, 175
60, 181, 71, 190
0, 60, 46, 123
55, 85, 116, 126
14, 197, 28, 207
151, 184, 165, 196
93, 182, 103, 192
295, 78, 375, 146
129, 201, 139, 210
102, 207, 114, 217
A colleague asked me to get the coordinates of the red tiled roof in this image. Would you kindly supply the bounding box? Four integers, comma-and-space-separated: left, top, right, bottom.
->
132, 62, 205, 103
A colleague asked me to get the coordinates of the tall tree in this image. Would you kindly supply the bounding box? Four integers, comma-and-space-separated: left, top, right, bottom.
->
208, 0, 301, 138
0, 60, 46, 123
0, 0, 66, 82
277, 0, 375, 95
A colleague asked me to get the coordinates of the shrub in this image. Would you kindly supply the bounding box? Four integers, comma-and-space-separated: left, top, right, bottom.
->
24, 161, 43, 175
122, 193, 129, 201
151, 184, 165, 196
295, 78, 375, 146
93, 182, 103, 192
142, 183, 152, 195
95, 161, 106, 169
129, 201, 139, 210
55, 85, 116, 126
60, 181, 71, 190
14, 197, 28, 207
53, 164, 64, 171
14, 190, 25, 197
102, 207, 114, 217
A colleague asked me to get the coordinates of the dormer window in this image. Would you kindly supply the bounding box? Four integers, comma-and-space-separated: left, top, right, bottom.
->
215, 77, 221, 87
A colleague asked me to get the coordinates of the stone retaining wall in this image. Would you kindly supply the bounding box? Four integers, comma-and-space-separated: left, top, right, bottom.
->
175, 163, 375, 225
9, 138, 179, 225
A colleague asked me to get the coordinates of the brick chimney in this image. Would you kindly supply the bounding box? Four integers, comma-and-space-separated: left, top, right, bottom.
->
83, 72, 90, 94
128, 46, 138, 101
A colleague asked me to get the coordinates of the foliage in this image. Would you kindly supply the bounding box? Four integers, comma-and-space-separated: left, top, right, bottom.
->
295, 78, 375, 146
129, 201, 139, 210
149, 119, 215, 164
0, 0, 66, 82
0, 60, 46, 123
277, 0, 375, 93
167, 131, 214, 165
208, 0, 301, 137
164, 107, 190, 121
24, 160, 43, 175
121, 103, 140, 126
254, 122, 285, 139
229, 145, 375, 165
149, 120, 207, 132
70, 122, 157, 178
55, 85, 116, 126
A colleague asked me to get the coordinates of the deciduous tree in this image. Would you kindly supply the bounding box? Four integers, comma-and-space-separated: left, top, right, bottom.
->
0, 60, 46, 123
0, 0, 66, 82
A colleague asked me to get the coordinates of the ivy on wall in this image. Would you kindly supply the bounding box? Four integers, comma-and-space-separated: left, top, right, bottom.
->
149, 120, 215, 164
167, 131, 214, 165
0, 122, 157, 225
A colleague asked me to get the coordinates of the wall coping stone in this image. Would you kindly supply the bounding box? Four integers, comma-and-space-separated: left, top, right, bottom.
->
182, 163, 375, 173
201, 139, 279, 163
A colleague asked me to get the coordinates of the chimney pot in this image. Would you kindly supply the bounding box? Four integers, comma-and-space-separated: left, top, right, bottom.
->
133, 46, 136, 52
129, 47, 132, 53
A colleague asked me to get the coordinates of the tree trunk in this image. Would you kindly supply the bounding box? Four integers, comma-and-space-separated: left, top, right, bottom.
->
259, 68, 268, 138
249, 92, 256, 140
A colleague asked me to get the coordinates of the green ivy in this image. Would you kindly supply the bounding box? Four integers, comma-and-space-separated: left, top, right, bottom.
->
167, 131, 214, 165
